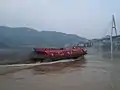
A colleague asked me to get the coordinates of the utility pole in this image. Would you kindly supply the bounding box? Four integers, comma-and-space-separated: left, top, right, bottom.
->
110, 14, 117, 60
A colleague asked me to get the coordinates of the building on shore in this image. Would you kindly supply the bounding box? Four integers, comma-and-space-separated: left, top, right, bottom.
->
91, 35, 120, 51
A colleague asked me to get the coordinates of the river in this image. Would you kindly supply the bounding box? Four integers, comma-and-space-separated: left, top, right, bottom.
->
0, 48, 120, 90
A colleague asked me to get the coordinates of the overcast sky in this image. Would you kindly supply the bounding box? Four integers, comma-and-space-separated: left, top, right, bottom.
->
0, 0, 120, 39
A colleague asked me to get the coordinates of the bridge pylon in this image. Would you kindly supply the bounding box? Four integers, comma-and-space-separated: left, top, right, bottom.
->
111, 14, 117, 36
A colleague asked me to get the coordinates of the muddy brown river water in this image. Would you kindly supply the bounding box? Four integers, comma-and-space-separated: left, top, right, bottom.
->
0, 50, 120, 90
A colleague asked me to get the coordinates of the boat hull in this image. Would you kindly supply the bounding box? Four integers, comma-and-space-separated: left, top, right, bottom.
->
30, 50, 87, 63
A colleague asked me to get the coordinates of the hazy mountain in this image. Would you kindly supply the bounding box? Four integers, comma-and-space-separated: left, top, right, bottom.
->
0, 26, 87, 48
0, 42, 9, 48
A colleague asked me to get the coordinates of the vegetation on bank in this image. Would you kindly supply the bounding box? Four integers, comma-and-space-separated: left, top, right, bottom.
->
0, 26, 87, 48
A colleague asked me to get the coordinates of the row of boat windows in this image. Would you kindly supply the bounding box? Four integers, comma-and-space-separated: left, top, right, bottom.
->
49, 51, 81, 56
45, 50, 83, 55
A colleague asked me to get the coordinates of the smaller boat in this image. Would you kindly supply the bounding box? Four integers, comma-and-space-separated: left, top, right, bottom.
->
30, 46, 87, 62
